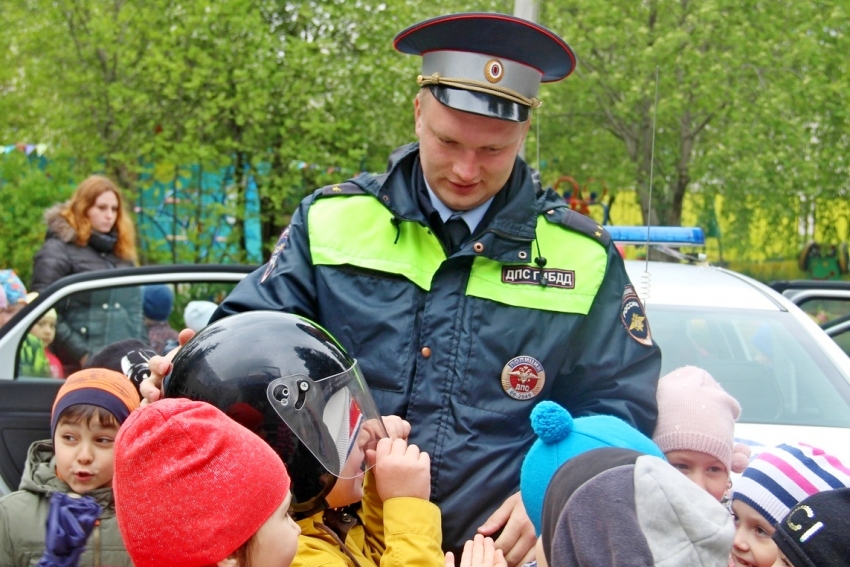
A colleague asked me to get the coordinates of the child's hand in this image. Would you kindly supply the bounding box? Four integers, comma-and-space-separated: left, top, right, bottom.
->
445, 535, 507, 567
373, 437, 430, 501
381, 415, 411, 440
365, 415, 411, 467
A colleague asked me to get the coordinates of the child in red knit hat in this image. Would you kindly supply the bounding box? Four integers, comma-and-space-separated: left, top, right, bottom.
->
113, 397, 301, 567
0, 368, 140, 567
653, 366, 751, 502
160, 311, 445, 567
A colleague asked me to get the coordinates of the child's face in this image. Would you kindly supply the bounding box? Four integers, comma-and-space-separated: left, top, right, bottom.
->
249, 492, 301, 567
731, 499, 779, 567
324, 441, 366, 508
54, 414, 119, 494
665, 449, 728, 501
0, 303, 24, 327
31, 316, 57, 346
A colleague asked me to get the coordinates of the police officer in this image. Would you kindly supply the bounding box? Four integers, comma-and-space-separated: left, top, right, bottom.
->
142, 12, 661, 566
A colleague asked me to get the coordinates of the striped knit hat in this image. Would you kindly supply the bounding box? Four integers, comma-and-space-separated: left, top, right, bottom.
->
732, 443, 850, 526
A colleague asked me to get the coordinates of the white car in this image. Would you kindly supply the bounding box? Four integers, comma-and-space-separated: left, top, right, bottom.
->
625, 258, 850, 462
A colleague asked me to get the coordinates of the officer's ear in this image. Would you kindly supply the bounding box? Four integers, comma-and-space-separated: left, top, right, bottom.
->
414, 90, 425, 138
517, 118, 532, 150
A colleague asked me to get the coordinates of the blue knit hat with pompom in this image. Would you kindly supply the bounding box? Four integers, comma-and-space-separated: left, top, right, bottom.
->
520, 401, 664, 535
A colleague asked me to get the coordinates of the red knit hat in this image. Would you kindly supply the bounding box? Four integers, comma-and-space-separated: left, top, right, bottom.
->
113, 398, 291, 567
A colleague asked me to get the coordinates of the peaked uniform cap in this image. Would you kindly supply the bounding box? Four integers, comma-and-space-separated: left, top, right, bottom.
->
394, 12, 576, 122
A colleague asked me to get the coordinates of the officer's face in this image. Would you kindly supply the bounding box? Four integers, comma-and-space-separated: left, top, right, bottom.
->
414, 90, 529, 211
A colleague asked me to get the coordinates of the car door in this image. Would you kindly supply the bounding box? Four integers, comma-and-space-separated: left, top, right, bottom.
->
0, 264, 254, 494
772, 282, 850, 357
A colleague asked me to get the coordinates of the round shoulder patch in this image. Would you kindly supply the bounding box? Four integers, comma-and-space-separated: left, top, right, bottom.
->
621, 284, 653, 346
501, 356, 546, 401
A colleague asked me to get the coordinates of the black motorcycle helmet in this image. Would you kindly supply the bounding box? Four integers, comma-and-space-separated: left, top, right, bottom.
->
163, 310, 385, 517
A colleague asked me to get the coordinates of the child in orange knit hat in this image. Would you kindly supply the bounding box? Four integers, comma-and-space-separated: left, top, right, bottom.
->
0, 368, 140, 566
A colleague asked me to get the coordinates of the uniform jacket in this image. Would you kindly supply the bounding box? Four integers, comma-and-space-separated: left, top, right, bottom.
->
31, 205, 145, 370
293, 472, 442, 567
217, 143, 662, 551
0, 440, 133, 567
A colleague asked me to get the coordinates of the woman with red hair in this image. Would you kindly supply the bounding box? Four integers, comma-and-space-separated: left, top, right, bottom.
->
31, 175, 145, 374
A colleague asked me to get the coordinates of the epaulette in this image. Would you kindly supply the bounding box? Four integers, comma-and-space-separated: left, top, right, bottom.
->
318, 182, 366, 197
544, 207, 611, 247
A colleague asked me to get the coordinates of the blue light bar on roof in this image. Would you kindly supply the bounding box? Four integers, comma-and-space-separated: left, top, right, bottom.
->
606, 226, 705, 246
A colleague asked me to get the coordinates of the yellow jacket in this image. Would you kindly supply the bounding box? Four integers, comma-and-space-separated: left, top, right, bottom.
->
293, 473, 442, 567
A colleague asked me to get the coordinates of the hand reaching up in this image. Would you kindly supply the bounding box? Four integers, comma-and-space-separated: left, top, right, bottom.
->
373, 437, 430, 501
445, 535, 507, 567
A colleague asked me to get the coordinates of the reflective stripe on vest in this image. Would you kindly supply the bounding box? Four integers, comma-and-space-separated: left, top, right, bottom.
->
308, 195, 608, 314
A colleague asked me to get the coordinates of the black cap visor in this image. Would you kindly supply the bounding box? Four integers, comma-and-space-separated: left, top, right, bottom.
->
429, 85, 529, 122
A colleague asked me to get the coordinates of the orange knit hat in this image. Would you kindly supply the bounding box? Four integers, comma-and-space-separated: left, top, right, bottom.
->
51, 368, 141, 436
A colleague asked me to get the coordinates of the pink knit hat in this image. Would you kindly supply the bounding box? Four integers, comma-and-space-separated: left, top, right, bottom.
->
653, 366, 750, 474
113, 398, 291, 567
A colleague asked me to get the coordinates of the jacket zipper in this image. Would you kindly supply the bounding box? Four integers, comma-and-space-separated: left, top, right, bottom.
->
94, 519, 101, 567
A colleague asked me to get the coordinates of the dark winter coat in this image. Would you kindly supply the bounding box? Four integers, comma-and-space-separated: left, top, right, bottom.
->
31, 205, 145, 371
215, 143, 662, 552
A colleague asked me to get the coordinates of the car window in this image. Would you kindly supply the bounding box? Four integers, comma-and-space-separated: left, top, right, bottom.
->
15, 280, 238, 380
647, 306, 850, 428
829, 322, 850, 358
796, 297, 850, 327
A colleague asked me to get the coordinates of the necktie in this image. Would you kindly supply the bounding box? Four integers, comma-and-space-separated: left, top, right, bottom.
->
445, 216, 470, 254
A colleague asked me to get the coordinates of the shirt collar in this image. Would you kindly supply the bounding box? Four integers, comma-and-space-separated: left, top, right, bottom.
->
424, 178, 494, 233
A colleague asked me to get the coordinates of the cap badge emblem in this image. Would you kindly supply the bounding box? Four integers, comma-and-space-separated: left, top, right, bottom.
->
501, 356, 545, 401
485, 59, 504, 83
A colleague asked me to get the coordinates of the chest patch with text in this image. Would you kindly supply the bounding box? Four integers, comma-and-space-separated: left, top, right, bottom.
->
501, 266, 575, 289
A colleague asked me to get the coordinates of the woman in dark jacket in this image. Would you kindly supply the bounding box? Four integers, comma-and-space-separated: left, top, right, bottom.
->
31, 175, 145, 374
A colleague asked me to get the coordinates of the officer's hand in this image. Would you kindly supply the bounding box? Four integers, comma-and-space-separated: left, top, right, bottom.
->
477, 492, 536, 567
373, 437, 430, 502
445, 535, 507, 567
139, 328, 194, 406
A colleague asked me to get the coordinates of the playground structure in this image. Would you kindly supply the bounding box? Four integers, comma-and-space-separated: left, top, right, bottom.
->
799, 241, 850, 280
552, 175, 613, 225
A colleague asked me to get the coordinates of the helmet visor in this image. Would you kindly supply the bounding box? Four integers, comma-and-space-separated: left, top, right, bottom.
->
266, 359, 387, 479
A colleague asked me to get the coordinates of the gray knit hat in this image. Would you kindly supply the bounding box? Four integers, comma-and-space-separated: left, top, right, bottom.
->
544, 452, 734, 566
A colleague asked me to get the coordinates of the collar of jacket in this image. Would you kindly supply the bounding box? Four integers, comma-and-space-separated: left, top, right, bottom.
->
350, 143, 566, 263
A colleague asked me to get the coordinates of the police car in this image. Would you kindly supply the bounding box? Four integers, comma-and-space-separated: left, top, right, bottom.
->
616, 227, 850, 461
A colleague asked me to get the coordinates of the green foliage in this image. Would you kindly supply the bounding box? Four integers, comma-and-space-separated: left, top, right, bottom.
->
0, 153, 76, 285
2, 0, 847, 268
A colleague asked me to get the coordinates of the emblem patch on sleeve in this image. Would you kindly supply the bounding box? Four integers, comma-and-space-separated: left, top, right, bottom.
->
261, 226, 290, 284
621, 284, 653, 346
501, 356, 546, 401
